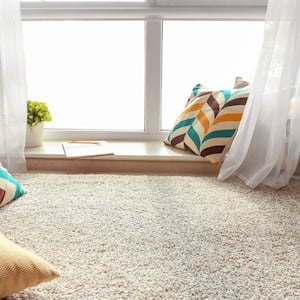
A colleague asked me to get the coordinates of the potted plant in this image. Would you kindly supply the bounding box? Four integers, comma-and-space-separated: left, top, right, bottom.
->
26, 100, 52, 147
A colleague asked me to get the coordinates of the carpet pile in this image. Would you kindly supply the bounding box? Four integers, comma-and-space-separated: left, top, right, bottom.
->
0, 173, 299, 299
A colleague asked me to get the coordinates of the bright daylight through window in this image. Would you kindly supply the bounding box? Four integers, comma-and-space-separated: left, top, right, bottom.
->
22, 21, 145, 130
162, 21, 264, 130
20, 0, 266, 140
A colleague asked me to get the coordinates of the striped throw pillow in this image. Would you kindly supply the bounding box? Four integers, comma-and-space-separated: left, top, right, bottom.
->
165, 79, 249, 165
0, 167, 25, 208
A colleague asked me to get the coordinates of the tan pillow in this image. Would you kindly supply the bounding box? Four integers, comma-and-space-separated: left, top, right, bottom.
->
0, 232, 59, 298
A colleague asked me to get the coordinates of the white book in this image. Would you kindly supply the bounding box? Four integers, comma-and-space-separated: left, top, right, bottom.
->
62, 141, 114, 158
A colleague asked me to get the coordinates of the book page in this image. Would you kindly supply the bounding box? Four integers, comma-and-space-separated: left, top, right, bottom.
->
62, 141, 114, 158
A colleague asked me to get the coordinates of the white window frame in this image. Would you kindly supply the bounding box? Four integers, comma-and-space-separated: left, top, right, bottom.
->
20, 0, 267, 141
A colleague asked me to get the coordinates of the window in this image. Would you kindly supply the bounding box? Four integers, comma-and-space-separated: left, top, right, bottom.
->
23, 21, 145, 130
162, 20, 264, 130
21, 0, 266, 141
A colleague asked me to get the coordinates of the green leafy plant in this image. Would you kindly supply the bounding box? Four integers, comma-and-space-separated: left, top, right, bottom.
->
27, 100, 52, 128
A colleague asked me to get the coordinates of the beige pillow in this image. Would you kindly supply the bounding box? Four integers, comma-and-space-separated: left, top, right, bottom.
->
0, 232, 59, 298
165, 77, 250, 165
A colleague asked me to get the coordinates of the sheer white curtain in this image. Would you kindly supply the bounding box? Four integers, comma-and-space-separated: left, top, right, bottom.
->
218, 0, 300, 189
0, 0, 27, 171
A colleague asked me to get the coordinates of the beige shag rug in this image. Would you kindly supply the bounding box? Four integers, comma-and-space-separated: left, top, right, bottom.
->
1, 173, 299, 299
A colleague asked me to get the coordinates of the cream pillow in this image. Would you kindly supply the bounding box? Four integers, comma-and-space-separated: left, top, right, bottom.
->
165, 78, 250, 165
0, 232, 59, 298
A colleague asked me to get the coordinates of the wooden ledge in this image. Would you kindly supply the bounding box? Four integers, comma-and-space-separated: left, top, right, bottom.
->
25, 141, 220, 176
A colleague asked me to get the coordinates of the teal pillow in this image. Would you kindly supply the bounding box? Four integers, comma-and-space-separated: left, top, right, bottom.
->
0, 167, 25, 208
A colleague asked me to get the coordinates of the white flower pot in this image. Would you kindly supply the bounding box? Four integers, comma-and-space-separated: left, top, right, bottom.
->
26, 122, 44, 147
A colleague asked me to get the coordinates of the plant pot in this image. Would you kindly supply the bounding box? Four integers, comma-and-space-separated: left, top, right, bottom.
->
25, 122, 44, 147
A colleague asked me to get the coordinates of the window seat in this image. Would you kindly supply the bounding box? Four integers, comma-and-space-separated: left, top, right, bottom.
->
25, 141, 220, 176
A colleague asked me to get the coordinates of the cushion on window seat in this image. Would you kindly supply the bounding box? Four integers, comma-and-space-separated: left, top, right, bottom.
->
164, 78, 250, 165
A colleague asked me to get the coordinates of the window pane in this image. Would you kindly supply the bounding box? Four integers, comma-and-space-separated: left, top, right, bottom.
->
156, 0, 267, 6
162, 21, 264, 130
21, 0, 145, 2
22, 21, 144, 130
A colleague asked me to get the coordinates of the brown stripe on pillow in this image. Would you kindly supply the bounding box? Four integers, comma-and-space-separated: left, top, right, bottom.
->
223, 97, 248, 108
170, 134, 185, 146
0, 189, 5, 205
186, 91, 212, 106
207, 95, 220, 118
200, 145, 225, 157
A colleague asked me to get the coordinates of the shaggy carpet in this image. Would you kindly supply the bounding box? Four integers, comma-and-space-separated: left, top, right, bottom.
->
0, 173, 299, 299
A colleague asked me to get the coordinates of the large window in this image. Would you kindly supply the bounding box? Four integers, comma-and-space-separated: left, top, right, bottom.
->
162, 20, 264, 130
21, 0, 267, 141
23, 21, 145, 130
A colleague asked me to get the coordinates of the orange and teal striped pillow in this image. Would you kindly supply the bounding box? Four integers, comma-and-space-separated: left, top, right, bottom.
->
165, 80, 250, 165
0, 167, 25, 208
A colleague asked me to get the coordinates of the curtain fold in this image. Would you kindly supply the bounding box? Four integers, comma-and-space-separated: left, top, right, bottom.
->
218, 0, 300, 189
0, 0, 27, 171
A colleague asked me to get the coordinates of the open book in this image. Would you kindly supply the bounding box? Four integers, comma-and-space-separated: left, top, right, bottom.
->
62, 141, 114, 158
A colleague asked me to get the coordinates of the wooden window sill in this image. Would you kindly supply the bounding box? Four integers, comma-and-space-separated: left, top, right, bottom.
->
25, 141, 220, 176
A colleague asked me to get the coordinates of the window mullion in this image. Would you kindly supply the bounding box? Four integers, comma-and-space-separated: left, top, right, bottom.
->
144, 18, 162, 135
